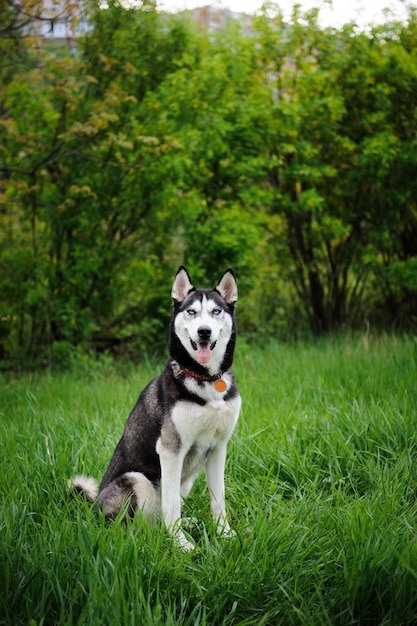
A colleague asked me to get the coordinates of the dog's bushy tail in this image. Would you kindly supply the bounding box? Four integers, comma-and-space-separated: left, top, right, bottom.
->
68, 474, 99, 502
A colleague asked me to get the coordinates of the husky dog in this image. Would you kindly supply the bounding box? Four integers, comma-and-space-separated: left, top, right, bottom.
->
70, 267, 241, 550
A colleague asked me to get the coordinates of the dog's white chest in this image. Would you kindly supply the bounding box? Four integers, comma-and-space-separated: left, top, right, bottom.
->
170, 395, 241, 451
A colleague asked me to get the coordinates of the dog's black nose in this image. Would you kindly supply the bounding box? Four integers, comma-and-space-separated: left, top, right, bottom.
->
198, 326, 212, 341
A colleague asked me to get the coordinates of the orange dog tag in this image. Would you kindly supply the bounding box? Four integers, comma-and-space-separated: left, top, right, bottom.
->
214, 379, 227, 392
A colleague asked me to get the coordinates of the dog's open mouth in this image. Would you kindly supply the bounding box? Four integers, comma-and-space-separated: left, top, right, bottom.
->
190, 339, 217, 364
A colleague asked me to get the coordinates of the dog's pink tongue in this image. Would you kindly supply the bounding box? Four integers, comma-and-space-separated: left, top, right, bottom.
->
196, 343, 211, 364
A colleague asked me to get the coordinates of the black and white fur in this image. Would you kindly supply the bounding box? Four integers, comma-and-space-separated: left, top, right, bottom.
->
70, 267, 241, 550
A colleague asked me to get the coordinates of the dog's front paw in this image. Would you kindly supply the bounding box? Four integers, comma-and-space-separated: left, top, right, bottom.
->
216, 522, 236, 539
174, 530, 195, 552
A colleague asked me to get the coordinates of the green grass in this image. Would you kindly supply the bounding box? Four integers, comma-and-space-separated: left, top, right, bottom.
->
1, 335, 417, 625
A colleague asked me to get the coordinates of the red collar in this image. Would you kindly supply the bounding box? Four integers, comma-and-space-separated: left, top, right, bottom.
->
179, 365, 223, 382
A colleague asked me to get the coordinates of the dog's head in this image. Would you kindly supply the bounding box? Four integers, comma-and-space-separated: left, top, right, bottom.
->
169, 267, 238, 374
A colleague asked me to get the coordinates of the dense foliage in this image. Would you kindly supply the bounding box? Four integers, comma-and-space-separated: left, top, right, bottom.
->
1, 1, 417, 366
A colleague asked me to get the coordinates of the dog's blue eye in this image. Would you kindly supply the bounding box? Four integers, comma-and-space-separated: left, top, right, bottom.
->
187, 309, 196, 316
212, 309, 221, 316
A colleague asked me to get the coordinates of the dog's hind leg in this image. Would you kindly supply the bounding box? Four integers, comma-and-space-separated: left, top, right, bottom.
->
97, 472, 159, 521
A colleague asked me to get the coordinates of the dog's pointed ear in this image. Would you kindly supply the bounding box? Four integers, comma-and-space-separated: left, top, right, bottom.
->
216, 269, 238, 305
172, 266, 194, 302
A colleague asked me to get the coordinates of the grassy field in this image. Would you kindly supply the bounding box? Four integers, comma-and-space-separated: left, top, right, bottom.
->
1, 335, 417, 625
